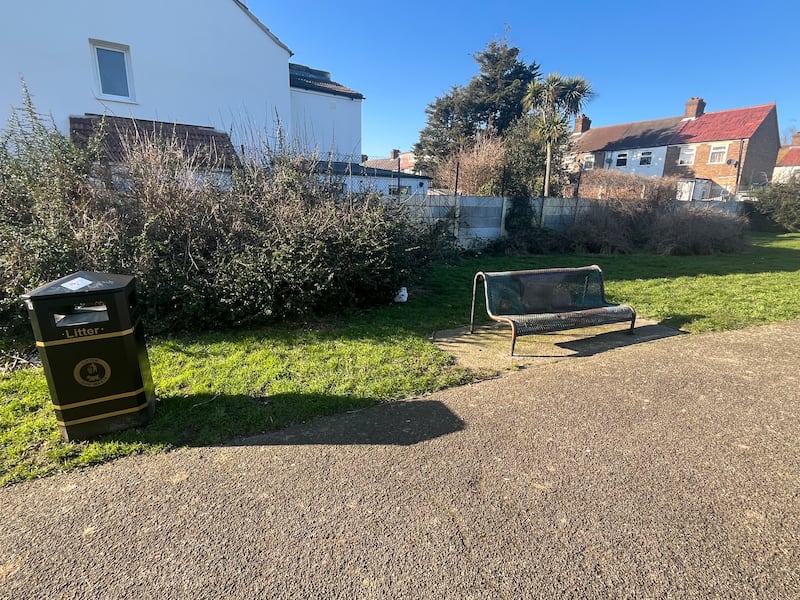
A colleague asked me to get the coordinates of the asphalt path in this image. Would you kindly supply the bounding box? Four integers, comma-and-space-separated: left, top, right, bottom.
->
2, 321, 799, 599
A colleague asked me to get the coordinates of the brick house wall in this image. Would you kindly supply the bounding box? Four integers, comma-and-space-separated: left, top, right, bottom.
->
739, 105, 780, 187
664, 141, 744, 194
664, 105, 779, 193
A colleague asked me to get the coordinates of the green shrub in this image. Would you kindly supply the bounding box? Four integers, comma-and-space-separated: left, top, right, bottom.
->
752, 178, 800, 232
483, 196, 570, 255
0, 95, 448, 338
0, 92, 119, 340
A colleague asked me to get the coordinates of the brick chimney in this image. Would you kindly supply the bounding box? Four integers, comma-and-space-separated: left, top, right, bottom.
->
574, 114, 591, 133
684, 97, 706, 119
390, 149, 401, 159
793, 132, 800, 146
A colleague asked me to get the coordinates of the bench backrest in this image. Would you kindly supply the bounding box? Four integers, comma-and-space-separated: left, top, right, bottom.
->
476, 265, 610, 317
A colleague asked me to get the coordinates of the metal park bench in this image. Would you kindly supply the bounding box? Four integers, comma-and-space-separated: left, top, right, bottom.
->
469, 265, 636, 356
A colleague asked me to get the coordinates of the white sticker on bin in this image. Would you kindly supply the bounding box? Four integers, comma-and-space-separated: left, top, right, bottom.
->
61, 277, 93, 291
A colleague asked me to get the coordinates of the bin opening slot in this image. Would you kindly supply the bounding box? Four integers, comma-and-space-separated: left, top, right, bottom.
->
54, 302, 109, 327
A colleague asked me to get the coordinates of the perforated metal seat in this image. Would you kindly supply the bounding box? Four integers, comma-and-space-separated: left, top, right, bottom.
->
470, 265, 636, 355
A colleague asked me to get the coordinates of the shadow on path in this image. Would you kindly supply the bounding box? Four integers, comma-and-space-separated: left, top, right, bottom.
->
433, 321, 683, 368
551, 323, 685, 357
229, 399, 466, 447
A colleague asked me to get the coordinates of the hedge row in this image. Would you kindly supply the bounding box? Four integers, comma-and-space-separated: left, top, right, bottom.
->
0, 101, 449, 339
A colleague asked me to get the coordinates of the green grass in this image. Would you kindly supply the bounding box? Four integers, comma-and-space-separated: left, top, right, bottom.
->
2, 232, 799, 486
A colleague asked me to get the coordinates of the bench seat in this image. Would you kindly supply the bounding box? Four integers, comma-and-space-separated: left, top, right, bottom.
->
470, 265, 636, 355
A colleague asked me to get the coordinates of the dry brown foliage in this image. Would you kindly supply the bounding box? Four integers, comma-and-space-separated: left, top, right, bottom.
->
434, 135, 505, 195
577, 169, 679, 202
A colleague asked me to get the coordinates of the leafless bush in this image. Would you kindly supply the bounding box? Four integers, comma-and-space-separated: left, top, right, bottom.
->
566, 198, 748, 255
434, 134, 505, 195
578, 169, 679, 202
646, 205, 749, 255
566, 200, 637, 254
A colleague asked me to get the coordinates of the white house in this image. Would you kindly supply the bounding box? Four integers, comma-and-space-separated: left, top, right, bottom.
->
289, 64, 363, 162
773, 133, 800, 184
336, 163, 430, 196
0, 0, 367, 162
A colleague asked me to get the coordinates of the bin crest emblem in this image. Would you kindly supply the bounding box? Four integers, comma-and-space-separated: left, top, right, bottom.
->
73, 358, 111, 387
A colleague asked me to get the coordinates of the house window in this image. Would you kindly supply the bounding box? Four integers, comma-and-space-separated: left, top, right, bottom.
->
639, 151, 653, 166
583, 155, 595, 170
91, 40, 134, 100
616, 153, 628, 167
708, 145, 728, 164
389, 185, 411, 195
678, 146, 696, 166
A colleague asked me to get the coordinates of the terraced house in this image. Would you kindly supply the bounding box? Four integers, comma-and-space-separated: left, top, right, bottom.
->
571, 98, 780, 200
773, 132, 800, 184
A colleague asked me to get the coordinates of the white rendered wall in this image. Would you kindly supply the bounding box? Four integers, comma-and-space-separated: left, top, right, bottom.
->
291, 88, 362, 161
773, 165, 800, 184
605, 147, 668, 177
0, 0, 291, 150
342, 174, 428, 196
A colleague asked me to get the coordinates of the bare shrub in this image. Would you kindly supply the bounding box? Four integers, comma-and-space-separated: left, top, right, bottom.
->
566, 198, 748, 255
646, 205, 749, 255
566, 201, 636, 254
578, 169, 679, 202
434, 134, 505, 195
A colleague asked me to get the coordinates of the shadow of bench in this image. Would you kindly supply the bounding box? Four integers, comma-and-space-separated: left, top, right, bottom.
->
469, 265, 636, 356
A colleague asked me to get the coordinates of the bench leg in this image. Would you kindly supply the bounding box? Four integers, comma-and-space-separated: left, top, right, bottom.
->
628, 311, 637, 334
469, 273, 486, 334
510, 323, 518, 356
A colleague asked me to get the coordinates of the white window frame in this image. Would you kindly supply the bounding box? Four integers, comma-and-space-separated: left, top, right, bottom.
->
639, 151, 653, 166
583, 155, 595, 170
389, 185, 411, 196
708, 144, 728, 164
90, 39, 135, 102
616, 152, 628, 167
678, 146, 696, 166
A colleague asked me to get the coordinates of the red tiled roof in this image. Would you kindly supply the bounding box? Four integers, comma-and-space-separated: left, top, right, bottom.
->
572, 103, 777, 153
670, 104, 775, 144
777, 147, 800, 167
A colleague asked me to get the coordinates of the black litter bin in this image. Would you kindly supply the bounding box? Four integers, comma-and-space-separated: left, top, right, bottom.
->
21, 271, 155, 441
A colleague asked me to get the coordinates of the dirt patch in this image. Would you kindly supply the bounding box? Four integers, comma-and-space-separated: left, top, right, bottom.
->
431, 319, 681, 374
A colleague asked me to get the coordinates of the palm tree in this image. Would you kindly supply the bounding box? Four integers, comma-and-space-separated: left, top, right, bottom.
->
523, 73, 593, 197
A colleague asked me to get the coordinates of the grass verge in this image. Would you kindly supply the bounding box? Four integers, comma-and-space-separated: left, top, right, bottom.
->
2, 232, 799, 486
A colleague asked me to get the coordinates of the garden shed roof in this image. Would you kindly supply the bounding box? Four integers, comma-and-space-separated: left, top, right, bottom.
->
70, 115, 240, 169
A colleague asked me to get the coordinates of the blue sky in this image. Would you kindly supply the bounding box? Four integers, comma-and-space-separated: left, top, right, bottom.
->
247, 0, 799, 160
